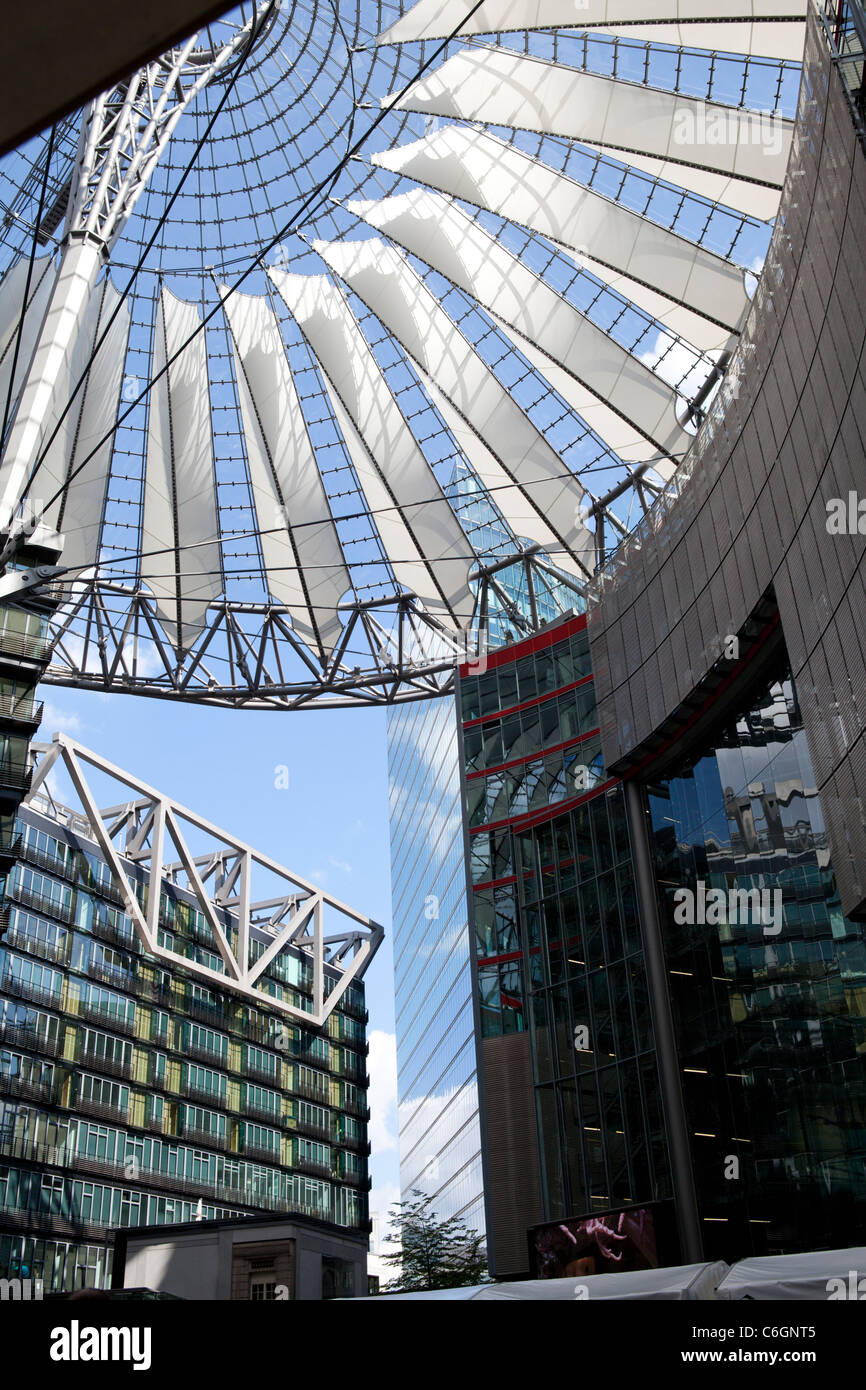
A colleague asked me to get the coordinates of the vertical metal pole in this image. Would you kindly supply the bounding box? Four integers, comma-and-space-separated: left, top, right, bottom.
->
624, 777, 703, 1264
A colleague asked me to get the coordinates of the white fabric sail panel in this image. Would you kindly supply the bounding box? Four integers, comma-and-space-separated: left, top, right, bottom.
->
420, 371, 581, 559
564, 252, 738, 354
502, 326, 679, 480
269, 269, 475, 630
371, 126, 749, 336
593, 23, 806, 60
0, 256, 58, 447
221, 288, 349, 660
347, 190, 690, 461
142, 289, 222, 653
35, 280, 113, 537
377, 0, 807, 45
313, 236, 594, 578
388, 47, 793, 189
43, 279, 130, 574
580, 142, 783, 220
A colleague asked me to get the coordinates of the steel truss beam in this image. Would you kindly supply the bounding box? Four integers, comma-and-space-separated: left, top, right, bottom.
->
34, 548, 585, 708
67, 4, 280, 256
24, 734, 383, 1025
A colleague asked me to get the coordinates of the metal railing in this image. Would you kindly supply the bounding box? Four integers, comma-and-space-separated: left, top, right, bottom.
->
0, 759, 32, 792
75, 1093, 130, 1124
0, 1070, 57, 1104
89, 915, 137, 951
181, 1078, 230, 1110
6, 881, 74, 922
84, 955, 136, 992
818, 0, 866, 146
0, 972, 62, 1010
0, 692, 42, 725
0, 628, 52, 661
76, 999, 136, 1036
1, 925, 68, 966
79, 1047, 134, 1081
18, 839, 76, 882
0, 1019, 62, 1055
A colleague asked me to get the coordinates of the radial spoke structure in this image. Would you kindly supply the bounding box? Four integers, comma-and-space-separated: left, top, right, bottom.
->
0, 0, 806, 707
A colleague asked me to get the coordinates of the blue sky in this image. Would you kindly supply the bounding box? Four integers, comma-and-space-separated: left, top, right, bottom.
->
37, 682, 402, 1227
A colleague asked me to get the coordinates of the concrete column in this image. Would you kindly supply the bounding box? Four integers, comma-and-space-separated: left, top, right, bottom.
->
624, 777, 703, 1264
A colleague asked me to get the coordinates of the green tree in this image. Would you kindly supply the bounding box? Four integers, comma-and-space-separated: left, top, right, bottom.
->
381, 1190, 488, 1293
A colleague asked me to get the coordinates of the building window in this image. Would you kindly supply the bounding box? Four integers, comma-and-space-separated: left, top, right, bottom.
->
250, 1281, 277, 1300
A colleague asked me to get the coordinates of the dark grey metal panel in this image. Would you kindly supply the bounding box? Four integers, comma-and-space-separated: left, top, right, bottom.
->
589, 6, 866, 918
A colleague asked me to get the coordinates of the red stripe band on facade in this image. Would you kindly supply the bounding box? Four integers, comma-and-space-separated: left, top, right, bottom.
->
458, 612, 587, 678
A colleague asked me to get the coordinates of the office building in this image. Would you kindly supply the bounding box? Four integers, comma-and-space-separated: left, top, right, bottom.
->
0, 737, 380, 1293
386, 466, 569, 1238
457, 614, 673, 1276
452, 3, 866, 1278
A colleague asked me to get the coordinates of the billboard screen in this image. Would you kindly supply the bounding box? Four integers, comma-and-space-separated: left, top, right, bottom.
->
528, 1201, 678, 1280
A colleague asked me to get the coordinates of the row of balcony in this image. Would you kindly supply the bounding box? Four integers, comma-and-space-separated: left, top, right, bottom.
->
0, 1017, 62, 1056
0, 1062, 369, 1151
0, 1070, 56, 1104
6, 881, 74, 922
1, 971, 62, 1011
4, 888, 368, 1055
0, 1203, 107, 1243
15, 838, 137, 914
0, 692, 43, 729
0, 1128, 371, 1211
0, 629, 51, 666
6, 922, 367, 1064
2, 923, 68, 966
0, 997, 370, 1119
0, 834, 23, 864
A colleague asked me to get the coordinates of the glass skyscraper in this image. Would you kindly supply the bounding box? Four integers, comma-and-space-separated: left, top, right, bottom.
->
455, 611, 866, 1272
458, 613, 673, 1275
386, 464, 570, 1242
387, 695, 486, 1235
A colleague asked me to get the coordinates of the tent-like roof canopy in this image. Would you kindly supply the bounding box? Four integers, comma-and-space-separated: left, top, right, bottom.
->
0, 0, 806, 708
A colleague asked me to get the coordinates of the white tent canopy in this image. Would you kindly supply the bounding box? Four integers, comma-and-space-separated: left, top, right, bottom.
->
718, 1248, 866, 1300
361, 1261, 729, 1300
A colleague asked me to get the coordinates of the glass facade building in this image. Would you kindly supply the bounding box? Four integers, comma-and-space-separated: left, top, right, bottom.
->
0, 793, 372, 1293
387, 695, 486, 1234
647, 661, 866, 1260
458, 613, 672, 1273
456, 610, 866, 1271
385, 463, 569, 1241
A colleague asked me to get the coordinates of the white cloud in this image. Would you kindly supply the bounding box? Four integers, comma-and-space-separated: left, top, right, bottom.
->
328, 855, 352, 874
369, 1182, 402, 1243
368, 1028, 399, 1158
40, 702, 83, 736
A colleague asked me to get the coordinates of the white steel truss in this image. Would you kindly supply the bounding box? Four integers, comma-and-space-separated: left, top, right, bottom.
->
67, 5, 280, 256
23, 734, 383, 1024
0, 1, 806, 709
